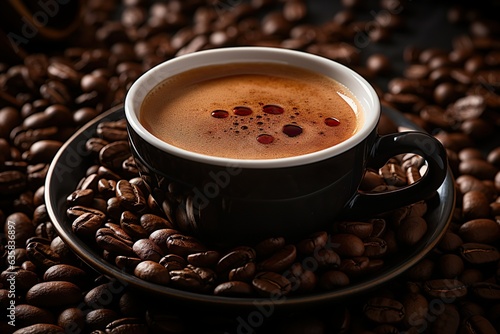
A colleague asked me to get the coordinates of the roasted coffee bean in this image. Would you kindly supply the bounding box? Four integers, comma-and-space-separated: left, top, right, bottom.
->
80, 73, 108, 95
101, 163, 124, 181
105, 223, 134, 244
471, 282, 500, 300
363, 237, 388, 258
401, 292, 428, 328
23, 104, 73, 130
99, 141, 131, 170
459, 268, 484, 286
96, 228, 134, 256
134, 260, 170, 285
0, 106, 21, 138
12, 324, 65, 334
116, 180, 146, 212
86, 137, 110, 156
83, 283, 119, 311
86, 308, 120, 332
166, 234, 207, 257
159, 254, 186, 272
252, 271, 292, 297
460, 243, 500, 264
73, 107, 100, 126
313, 248, 341, 268
423, 279, 468, 299
462, 191, 491, 220
67, 205, 106, 220
336, 221, 373, 239
430, 303, 460, 334
257, 244, 296, 273
26, 281, 82, 307
360, 170, 386, 191
4, 212, 34, 247
214, 281, 254, 297
366, 54, 391, 75
187, 250, 220, 267
121, 210, 148, 239
0, 170, 27, 194
363, 297, 405, 324
438, 253, 465, 278
43, 264, 87, 286
169, 267, 203, 291
228, 262, 256, 282
459, 218, 500, 243
459, 159, 498, 180
406, 166, 422, 184
105, 317, 148, 334
1, 268, 38, 293
456, 175, 497, 202
435, 131, 473, 152
487, 147, 500, 167
12, 127, 54, 155
140, 213, 173, 234
66, 188, 94, 206
254, 237, 286, 257
72, 212, 104, 238
397, 216, 427, 246
26, 241, 61, 269
122, 156, 139, 176
26, 236, 50, 246
293, 231, 328, 256
379, 162, 406, 186
39, 80, 72, 105
58, 307, 85, 333
307, 43, 360, 66
15, 304, 55, 328
319, 270, 350, 290
149, 228, 179, 254
32, 203, 49, 225
133, 239, 163, 262
98, 178, 116, 199
217, 248, 255, 274
21, 261, 37, 272
187, 265, 216, 291
107, 197, 124, 221
282, 0, 307, 22
50, 236, 76, 264
339, 257, 370, 276
284, 262, 317, 293
459, 314, 498, 334
79, 173, 100, 191
115, 255, 141, 271
97, 120, 128, 142
47, 61, 81, 86
330, 234, 365, 257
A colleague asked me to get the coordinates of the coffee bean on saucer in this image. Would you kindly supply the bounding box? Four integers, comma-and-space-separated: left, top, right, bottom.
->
214, 281, 254, 297
252, 271, 292, 297
134, 261, 170, 285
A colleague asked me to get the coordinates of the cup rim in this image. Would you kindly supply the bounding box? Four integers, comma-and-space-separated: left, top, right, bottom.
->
125, 47, 380, 168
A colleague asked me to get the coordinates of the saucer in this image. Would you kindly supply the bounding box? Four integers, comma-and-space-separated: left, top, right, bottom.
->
45, 104, 455, 309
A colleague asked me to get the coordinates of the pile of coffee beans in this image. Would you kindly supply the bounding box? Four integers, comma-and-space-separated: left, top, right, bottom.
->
1, 0, 500, 333
64, 117, 433, 300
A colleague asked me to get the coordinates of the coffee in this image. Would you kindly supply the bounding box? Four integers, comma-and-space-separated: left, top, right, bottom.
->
140, 63, 362, 159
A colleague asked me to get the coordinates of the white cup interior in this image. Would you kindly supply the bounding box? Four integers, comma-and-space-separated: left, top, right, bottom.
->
125, 47, 380, 168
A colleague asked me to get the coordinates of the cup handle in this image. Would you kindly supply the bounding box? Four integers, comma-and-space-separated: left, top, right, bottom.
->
343, 131, 448, 218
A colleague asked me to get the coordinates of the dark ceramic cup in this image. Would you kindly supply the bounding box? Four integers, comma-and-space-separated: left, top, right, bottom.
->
125, 47, 447, 246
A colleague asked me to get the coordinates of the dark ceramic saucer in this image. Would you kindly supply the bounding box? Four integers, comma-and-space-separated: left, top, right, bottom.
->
45, 104, 455, 309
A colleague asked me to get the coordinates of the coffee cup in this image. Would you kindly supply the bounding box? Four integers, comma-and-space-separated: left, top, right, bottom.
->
125, 47, 447, 246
